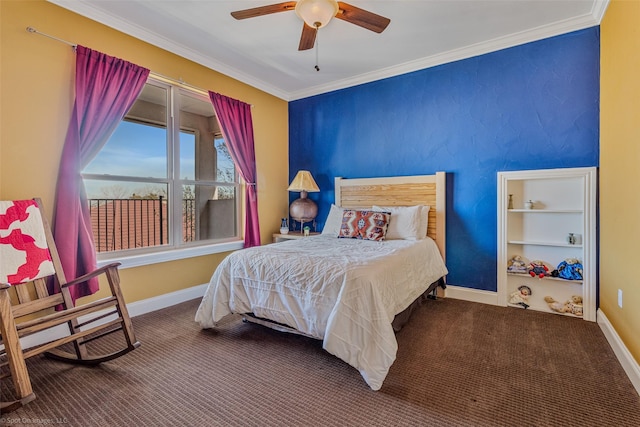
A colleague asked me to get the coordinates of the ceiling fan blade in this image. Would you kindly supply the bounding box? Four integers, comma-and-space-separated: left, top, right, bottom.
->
231, 1, 297, 20
336, 2, 390, 33
298, 23, 317, 51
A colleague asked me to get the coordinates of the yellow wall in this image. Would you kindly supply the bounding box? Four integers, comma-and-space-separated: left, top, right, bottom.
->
0, 0, 289, 303
600, 0, 640, 364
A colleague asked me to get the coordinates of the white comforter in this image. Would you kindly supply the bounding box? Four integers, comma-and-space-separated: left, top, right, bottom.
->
195, 235, 448, 390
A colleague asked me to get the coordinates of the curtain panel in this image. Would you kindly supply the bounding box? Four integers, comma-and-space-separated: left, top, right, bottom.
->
208, 92, 261, 247
52, 46, 149, 302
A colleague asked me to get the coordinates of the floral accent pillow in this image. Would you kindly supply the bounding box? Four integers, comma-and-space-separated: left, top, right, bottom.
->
338, 210, 391, 241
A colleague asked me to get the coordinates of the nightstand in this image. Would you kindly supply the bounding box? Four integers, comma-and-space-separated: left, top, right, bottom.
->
272, 232, 320, 243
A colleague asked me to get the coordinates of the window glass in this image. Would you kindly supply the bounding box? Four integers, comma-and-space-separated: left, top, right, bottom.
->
87, 181, 168, 252
84, 120, 167, 179
179, 131, 196, 181
181, 184, 237, 242
215, 137, 236, 183
82, 79, 241, 255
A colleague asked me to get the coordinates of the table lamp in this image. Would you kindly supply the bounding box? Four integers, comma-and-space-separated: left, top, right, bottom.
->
287, 170, 320, 232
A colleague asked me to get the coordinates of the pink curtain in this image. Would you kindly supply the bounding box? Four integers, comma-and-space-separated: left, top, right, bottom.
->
52, 46, 149, 302
209, 92, 261, 247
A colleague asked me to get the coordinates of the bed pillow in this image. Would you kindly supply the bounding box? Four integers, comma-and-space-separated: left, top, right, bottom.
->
321, 204, 344, 236
338, 210, 391, 241
417, 205, 430, 239
372, 205, 430, 240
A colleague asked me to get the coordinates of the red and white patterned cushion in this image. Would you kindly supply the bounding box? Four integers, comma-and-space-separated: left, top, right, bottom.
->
0, 200, 55, 285
338, 210, 391, 241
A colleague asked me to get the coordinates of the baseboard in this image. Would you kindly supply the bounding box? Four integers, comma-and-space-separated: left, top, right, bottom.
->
597, 309, 640, 396
9, 283, 209, 351
126, 283, 208, 317
445, 284, 500, 306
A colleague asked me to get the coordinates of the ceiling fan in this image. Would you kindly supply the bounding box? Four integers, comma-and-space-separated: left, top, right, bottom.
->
231, 0, 391, 51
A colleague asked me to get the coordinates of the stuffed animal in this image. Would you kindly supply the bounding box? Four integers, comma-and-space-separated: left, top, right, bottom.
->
528, 260, 550, 278
544, 295, 583, 316
544, 296, 571, 313
568, 295, 583, 316
507, 255, 528, 274
552, 258, 583, 281
508, 285, 532, 309
544, 296, 570, 313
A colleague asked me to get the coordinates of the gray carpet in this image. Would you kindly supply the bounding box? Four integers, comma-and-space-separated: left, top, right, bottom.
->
2, 297, 639, 426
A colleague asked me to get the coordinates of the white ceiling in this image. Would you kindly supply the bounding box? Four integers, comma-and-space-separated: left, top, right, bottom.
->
49, 0, 608, 101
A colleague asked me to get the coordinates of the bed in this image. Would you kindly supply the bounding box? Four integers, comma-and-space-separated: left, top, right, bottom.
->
195, 172, 448, 390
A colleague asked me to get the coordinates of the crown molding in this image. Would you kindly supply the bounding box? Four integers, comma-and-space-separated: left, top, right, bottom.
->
48, 0, 609, 102
47, 0, 291, 100
289, 0, 609, 100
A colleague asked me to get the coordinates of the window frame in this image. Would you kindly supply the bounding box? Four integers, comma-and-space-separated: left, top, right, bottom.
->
83, 78, 244, 269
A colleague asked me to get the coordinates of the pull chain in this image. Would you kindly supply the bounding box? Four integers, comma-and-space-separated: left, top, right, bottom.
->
314, 25, 320, 71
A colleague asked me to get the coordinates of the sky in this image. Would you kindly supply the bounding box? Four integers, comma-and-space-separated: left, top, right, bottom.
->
82, 120, 234, 199
83, 121, 234, 199
85, 121, 174, 179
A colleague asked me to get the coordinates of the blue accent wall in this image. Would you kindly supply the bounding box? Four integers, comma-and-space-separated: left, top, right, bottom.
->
288, 28, 600, 292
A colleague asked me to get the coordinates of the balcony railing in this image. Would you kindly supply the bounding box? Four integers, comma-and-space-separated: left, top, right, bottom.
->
88, 197, 195, 252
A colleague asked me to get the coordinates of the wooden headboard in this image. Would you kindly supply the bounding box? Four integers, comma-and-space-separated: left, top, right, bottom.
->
334, 172, 446, 261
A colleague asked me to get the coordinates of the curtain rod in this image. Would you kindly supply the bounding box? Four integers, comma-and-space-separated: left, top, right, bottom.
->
25, 26, 213, 97
27, 26, 76, 47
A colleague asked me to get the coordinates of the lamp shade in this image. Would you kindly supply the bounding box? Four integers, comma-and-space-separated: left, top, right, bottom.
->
288, 170, 320, 226
295, 0, 339, 29
287, 170, 320, 193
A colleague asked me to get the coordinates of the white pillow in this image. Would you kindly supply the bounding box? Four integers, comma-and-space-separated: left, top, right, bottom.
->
321, 204, 344, 236
372, 205, 430, 240
417, 205, 430, 239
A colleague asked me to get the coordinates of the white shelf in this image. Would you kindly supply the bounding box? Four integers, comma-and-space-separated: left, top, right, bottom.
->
508, 240, 583, 248
506, 272, 583, 284
509, 209, 582, 213
508, 302, 585, 317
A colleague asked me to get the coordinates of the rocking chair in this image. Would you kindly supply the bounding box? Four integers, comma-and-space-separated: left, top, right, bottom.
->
0, 199, 139, 412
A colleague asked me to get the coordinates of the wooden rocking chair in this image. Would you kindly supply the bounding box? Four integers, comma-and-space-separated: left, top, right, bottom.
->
0, 199, 139, 412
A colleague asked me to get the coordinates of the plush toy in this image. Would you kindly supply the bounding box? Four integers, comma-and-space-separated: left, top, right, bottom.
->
568, 295, 584, 316
508, 285, 532, 309
552, 258, 583, 281
544, 296, 571, 313
544, 295, 583, 316
528, 260, 550, 278
507, 255, 528, 274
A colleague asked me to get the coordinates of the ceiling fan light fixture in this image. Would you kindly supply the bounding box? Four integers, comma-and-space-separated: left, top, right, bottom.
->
295, 0, 339, 29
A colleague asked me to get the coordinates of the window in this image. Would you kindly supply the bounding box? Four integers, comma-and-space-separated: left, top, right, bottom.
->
82, 79, 241, 260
